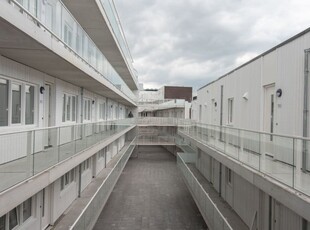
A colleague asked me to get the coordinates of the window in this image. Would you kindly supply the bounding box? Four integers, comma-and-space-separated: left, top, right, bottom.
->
81, 158, 91, 172
0, 78, 36, 127
98, 147, 106, 159
11, 83, 21, 124
60, 168, 75, 191
1, 198, 34, 230
83, 98, 91, 121
0, 79, 8, 126
99, 103, 106, 120
0, 215, 5, 230
62, 94, 77, 123
22, 198, 31, 222
228, 98, 233, 124
9, 208, 18, 230
25, 85, 34, 125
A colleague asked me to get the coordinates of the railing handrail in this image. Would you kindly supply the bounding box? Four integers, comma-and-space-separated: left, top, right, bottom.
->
193, 121, 310, 141
0, 118, 135, 136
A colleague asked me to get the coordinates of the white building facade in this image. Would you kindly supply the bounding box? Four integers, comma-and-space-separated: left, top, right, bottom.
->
0, 0, 137, 229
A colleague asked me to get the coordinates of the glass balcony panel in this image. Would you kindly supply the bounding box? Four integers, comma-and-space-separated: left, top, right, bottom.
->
0, 131, 34, 192
225, 128, 239, 159
33, 128, 59, 173
239, 130, 260, 169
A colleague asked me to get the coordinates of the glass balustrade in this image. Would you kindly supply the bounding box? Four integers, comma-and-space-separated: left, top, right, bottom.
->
178, 122, 310, 197
0, 119, 134, 192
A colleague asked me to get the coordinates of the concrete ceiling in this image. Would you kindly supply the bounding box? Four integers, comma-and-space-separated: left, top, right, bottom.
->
62, 0, 138, 90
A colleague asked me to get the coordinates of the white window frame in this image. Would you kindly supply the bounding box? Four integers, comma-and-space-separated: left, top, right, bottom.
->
0, 76, 37, 128
81, 158, 91, 173
60, 168, 75, 191
62, 93, 77, 123
97, 147, 107, 160
0, 197, 34, 230
228, 98, 234, 125
83, 98, 92, 122
98, 102, 106, 120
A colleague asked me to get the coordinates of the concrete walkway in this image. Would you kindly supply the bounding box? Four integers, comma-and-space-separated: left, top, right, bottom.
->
94, 146, 207, 230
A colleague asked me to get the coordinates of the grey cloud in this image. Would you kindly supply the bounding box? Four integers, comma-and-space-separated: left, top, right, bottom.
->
116, 0, 310, 90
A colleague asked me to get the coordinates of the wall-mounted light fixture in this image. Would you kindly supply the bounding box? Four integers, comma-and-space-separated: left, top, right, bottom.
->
276, 89, 282, 97
40, 86, 45, 94
242, 92, 249, 101
92, 100, 95, 104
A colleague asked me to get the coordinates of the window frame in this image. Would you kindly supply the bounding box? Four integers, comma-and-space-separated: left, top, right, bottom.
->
62, 93, 77, 123
0, 76, 37, 128
60, 168, 75, 191
83, 98, 92, 122
1, 197, 34, 230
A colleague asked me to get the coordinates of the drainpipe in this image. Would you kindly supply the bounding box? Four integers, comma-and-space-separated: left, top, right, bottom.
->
302, 50, 310, 171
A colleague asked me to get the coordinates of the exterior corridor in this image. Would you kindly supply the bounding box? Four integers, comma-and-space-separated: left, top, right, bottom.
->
93, 146, 207, 230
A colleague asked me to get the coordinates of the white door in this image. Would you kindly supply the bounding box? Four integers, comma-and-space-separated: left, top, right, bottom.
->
43, 84, 52, 147
40, 188, 50, 230
263, 85, 275, 156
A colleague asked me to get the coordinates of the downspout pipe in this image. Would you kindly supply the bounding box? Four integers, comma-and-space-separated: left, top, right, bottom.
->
302, 49, 310, 171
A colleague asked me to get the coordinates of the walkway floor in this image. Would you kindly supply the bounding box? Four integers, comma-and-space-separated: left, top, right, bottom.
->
93, 146, 208, 230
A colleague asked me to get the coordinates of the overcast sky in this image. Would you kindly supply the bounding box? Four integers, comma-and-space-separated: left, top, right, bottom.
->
115, 0, 310, 91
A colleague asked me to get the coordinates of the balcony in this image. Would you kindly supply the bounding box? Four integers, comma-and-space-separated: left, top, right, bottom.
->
0, 119, 135, 194
0, 0, 137, 105
62, 0, 139, 90
138, 99, 186, 113
178, 122, 310, 221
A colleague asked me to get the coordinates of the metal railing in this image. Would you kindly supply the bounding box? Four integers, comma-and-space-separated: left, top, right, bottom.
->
178, 122, 310, 197
69, 138, 136, 230
177, 152, 233, 230
0, 119, 135, 192
8, 0, 137, 102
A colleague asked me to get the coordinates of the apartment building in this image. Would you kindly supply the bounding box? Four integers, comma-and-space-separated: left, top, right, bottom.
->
0, 0, 137, 229
183, 27, 310, 229
1, 0, 310, 229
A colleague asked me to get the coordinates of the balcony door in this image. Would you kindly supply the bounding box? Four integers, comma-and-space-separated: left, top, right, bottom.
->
44, 83, 52, 148
39, 187, 51, 230
263, 84, 275, 156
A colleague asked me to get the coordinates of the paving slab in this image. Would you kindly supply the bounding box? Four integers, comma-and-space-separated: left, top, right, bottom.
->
94, 146, 207, 230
